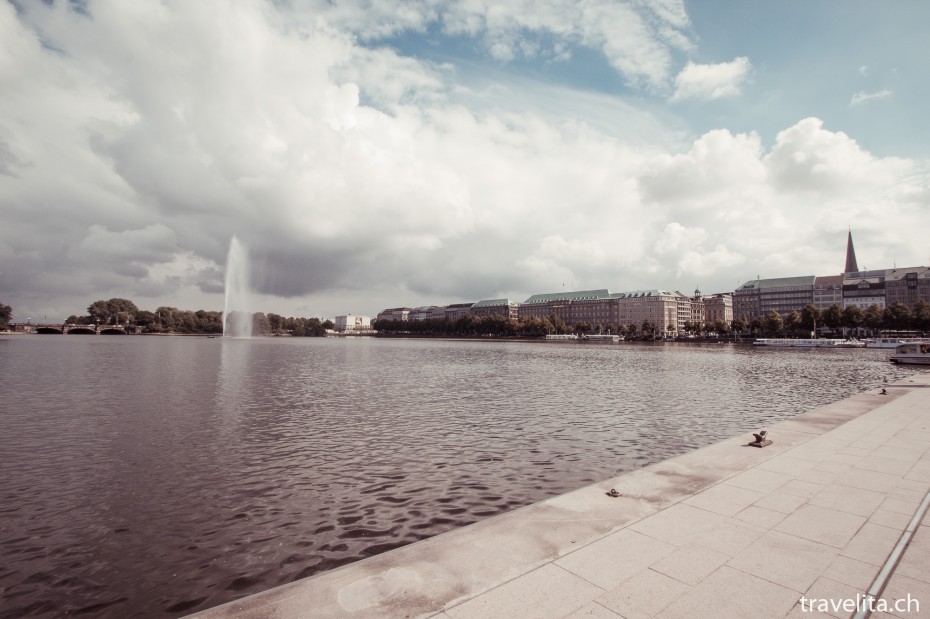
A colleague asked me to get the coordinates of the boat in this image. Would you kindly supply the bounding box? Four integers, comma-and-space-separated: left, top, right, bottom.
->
866, 337, 930, 349
890, 342, 930, 365
752, 338, 866, 348
545, 334, 578, 341
580, 334, 622, 343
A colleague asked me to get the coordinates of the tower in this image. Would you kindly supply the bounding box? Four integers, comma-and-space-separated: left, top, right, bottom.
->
844, 229, 859, 274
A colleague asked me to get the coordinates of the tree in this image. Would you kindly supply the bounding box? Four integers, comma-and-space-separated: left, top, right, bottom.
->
800, 305, 820, 333
822, 304, 843, 333
783, 311, 801, 335
884, 302, 913, 330
322, 319, 335, 330
714, 319, 730, 335
764, 310, 784, 336
749, 316, 764, 335
864, 304, 884, 332
842, 305, 863, 334
641, 320, 657, 340
731, 315, 748, 334
0, 303, 11, 330
913, 300, 930, 332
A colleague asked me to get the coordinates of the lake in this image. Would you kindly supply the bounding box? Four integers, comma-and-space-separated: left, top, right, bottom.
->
0, 335, 916, 617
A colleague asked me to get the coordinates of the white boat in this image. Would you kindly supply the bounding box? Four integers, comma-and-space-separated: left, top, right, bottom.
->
752, 338, 866, 348
545, 334, 578, 341
866, 337, 930, 349
890, 342, 930, 365
581, 334, 621, 343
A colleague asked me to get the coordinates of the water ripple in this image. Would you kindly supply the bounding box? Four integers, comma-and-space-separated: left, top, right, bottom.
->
0, 336, 917, 618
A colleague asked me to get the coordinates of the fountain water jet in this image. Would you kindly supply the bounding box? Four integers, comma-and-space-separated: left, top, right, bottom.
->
223, 236, 253, 338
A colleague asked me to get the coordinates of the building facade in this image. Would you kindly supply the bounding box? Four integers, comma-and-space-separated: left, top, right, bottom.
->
470, 299, 519, 320
733, 276, 815, 320
334, 315, 371, 332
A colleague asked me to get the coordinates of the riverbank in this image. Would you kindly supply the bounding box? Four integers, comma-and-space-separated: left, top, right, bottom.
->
190, 370, 930, 618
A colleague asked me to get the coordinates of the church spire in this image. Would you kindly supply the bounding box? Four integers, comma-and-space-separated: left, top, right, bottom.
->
844, 229, 859, 273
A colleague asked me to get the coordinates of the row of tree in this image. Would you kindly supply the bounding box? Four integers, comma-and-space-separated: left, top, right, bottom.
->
0, 302, 11, 330
63, 298, 333, 336
373, 301, 930, 339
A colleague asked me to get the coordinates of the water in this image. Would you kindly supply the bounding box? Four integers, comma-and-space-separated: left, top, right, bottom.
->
223, 236, 252, 338
0, 336, 918, 617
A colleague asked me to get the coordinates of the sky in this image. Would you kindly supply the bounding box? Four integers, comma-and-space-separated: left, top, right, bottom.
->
2, 0, 929, 322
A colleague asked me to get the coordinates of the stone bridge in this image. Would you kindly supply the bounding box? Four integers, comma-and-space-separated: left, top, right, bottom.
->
12, 323, 137, 335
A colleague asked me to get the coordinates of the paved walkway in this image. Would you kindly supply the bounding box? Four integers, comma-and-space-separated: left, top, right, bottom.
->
193, 371, 930, 619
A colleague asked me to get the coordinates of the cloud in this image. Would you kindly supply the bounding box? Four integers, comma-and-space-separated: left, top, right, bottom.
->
670, 57, 752, 101
849, 89, 893, 106
0, 1, 928, 322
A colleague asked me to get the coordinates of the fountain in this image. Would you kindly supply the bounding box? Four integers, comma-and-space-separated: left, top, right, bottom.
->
223, 235, 253, 338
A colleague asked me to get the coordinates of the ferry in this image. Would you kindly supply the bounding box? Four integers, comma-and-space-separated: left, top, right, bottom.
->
581, 334, 622, 343
866, 337, 930, 349
752, 338, 866, 348
545, 334, 578, 341
890, 342, 930, 365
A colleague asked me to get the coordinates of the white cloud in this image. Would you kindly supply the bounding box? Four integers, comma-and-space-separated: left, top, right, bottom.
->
850, 89, 893, 106
1, 1, 928, 322
670, 57, 752, 101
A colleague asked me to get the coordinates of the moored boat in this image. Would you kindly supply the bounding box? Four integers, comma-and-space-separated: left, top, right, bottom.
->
752, 338, 866, 348
866, 337, 930, 349
890, 342, 930, 365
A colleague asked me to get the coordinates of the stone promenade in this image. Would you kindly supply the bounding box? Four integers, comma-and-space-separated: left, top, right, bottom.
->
192, 371, 930, 619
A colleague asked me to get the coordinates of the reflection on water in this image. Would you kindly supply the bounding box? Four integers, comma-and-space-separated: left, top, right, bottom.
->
0, 336, 917, 617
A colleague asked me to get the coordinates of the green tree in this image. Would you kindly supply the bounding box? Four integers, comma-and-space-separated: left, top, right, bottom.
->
322, 319, 335, 330
913, 300, 930, 332
0, 303, 11, 329
641, 320, 657, 340
714, 319, 730, 335
764, 310, 784, 336
864, 304, 884, 332
783, 311, 801, 335
822, 304, 843, 333
800, 305, 820, 333
883, 302, 913, 330
842, 305, 863, 334
731, 315, 748, 334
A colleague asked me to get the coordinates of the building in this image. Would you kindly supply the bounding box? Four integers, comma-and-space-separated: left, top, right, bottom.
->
444, 303, 475, 321
376, 307, 411, 322
612, 290, 682, 335
813, 275, 844, 310
334, 315, 371, 332
409, 306, 438, 321
733, 276, 815, 320
703, 293, 733, 325
687, 289, 704, 327
470, 299, 519, 320
843, 270, 887, 309
884, 266, 930, 308
518, 290, 609, 323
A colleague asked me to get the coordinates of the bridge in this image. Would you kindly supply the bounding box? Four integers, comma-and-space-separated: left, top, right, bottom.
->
9, 323, 139, 335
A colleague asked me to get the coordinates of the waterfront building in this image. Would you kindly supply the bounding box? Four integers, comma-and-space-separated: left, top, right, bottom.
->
612, 290, 681, 336
687, 289, 704, 327
444, 303, 475, 321
884, 266, 930, 307
376, 307, 411, 322
518, 290, 610, 323
470, 299, 519, 320
813, 274, 844, 310
733, 276, 816, 320
334, 315, 371, 332
409, 306, 439, 321
843, 270, 887, 309
703, 293, 733, 325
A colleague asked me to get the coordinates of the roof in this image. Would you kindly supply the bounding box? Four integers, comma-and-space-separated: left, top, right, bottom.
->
736, 276, 815, 291
522, 289, 611, 304
813, 274, 844, 285
472, 298, 516, 308
885, 266, 929, 281
609, 289, 676, 299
